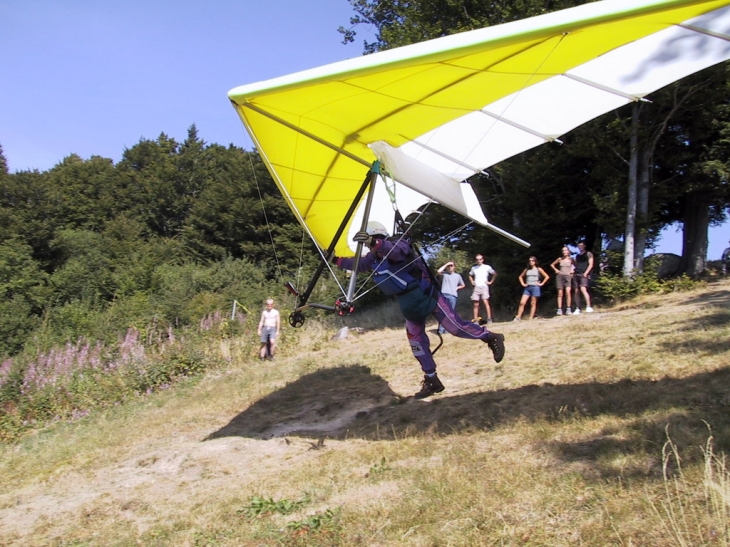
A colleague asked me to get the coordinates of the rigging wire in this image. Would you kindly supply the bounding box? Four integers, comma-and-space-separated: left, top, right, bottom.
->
465, 33, 569, 163
347, 167, 474, 303
247, 151, 284, 282
295, 227, 306, 297
237, 117, 350, 300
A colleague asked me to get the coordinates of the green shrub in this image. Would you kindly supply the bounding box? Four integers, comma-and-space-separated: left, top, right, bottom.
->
135, 346, 213, 393
596, 257, 703, 303
0, 316, 234, 442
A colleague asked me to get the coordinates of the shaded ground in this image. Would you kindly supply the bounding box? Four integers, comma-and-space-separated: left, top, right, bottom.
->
207, 363, 730, 457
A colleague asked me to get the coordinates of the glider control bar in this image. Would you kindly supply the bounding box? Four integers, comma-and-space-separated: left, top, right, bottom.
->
344, 167, 378, 304
285, 164, 378, 327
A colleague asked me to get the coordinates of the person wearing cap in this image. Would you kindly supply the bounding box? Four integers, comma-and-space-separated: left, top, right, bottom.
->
333, 222, 506, 399
436, 261, 465, 334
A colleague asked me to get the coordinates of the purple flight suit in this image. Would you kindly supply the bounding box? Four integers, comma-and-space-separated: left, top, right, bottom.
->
337, 237, 492, 374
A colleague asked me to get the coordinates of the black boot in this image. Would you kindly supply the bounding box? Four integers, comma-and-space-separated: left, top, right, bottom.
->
486, 333, 505, 363
414, 374, 445, 399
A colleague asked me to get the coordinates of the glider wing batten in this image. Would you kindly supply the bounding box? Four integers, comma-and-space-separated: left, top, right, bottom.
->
230, 0, 730, 256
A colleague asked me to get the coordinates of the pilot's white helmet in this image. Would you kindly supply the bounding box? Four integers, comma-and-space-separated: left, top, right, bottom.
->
366, 221, 389, 238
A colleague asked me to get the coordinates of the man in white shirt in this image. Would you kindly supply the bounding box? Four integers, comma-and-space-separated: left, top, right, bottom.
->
469, 254, 497, 324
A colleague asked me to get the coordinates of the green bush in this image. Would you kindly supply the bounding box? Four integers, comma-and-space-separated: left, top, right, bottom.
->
135, 346, 213, 393
596, 257, 703, 303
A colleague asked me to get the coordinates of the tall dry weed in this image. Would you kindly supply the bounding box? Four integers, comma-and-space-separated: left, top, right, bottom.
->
648, 429, 730, 547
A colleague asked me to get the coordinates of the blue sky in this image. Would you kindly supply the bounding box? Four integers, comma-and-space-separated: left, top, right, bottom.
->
2, 1, 727, 259
1, 0, 370, 171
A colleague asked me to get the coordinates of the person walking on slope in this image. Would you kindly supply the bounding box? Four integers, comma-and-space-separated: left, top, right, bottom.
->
333, 222, 505, 399
514, 257, 550, 320
469, 254, 497, 324
572, 242, 595, 314
257, 298, 280, 360
436, 260, 465, 334
551, 246, 575, 316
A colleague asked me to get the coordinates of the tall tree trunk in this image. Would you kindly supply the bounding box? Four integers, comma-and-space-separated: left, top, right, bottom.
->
623, 85, 696, 277
679, 190, 710, 278
623, 103, 639, 277
634, 148, 652, 273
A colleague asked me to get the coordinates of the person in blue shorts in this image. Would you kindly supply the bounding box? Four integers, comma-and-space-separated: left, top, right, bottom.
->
514, 257, 550, 321
436, 260, 465, 334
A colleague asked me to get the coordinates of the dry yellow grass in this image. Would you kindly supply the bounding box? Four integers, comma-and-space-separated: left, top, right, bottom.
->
1, 280, 729, 546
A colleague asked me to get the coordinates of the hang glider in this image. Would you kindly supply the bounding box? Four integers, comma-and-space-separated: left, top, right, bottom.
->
229, 0, 730, 320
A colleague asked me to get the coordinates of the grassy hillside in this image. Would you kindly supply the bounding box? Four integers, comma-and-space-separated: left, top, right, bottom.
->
1, 281, 729, 546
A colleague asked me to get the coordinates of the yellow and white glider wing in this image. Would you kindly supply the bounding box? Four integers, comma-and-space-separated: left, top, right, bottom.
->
229, 0, 730, 257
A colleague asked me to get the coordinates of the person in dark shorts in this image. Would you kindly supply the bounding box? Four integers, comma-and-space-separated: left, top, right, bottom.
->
572, 242, 594, 314
550, 246, 574, 315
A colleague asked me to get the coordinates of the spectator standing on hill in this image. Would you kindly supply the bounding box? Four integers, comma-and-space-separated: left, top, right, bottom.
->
333, 222, 505, 400
436, 261, 465, 334
257, 298, 280, 360
550, 246, 575, 316
572, 242, 595, 314
469, 254, 497, 324
722, 240, 730, 276
514, 257, 550, 321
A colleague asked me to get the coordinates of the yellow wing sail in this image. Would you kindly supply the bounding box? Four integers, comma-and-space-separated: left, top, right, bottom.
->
229, 0, 730, 257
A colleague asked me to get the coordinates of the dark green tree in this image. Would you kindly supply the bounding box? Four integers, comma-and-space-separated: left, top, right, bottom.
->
181, 146, 318, 278
115, 131, 195, 238
0, 238, 48, 356
0, 145, 8, 176
340, 0, 591, 52
45, 154, 119, 233
0, 169, 60, 266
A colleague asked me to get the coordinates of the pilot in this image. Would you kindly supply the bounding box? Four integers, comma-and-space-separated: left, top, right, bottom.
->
334, 221, 505, 399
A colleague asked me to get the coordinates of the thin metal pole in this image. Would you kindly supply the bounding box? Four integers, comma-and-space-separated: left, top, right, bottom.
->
345, 167, 379, 302
294, 165, 375, 308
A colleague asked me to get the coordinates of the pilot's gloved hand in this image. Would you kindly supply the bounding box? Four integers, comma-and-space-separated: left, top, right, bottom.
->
353, 231, 372, 246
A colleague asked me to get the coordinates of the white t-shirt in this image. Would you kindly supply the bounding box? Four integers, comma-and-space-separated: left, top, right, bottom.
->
469, 263, 495, 286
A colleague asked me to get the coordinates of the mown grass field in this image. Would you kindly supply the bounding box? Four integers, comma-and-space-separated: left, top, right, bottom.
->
1, 280, 729, 546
